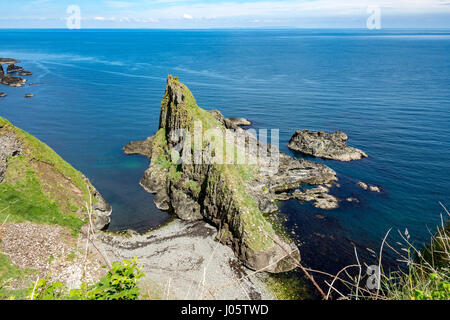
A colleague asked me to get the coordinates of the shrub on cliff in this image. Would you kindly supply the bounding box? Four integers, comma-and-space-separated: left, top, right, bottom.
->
28, 258, 144, 300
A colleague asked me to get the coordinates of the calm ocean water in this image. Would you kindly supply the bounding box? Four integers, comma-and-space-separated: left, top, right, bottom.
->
1, 29, 449, 274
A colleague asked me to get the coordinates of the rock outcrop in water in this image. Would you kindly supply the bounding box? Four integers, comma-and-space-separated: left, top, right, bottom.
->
0, 75, 27, 87
0, 117, 112, 230
0, 58, 28, 88
123, 137, 154, 158
6, 64, 24, 74
227, 117, 252, 127
288, 130, 368, 161
358, 181, 382, 193
132, 76, 337, 273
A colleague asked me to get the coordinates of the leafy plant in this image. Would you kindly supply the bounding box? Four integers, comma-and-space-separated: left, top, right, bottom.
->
26, 258, 144, 300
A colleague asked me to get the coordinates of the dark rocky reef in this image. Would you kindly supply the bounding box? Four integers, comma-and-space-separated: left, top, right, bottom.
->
0, 58, 28, 88
0, 93, 6, 98
131, 76, 338, 273
288, 130, 368, 161
1, 75, 27, 87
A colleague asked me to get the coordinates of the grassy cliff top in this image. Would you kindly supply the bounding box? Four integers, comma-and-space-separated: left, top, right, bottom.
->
0, 117, 94, 232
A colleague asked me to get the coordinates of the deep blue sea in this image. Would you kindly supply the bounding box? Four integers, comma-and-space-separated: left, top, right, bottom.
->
1, 29, 449, 274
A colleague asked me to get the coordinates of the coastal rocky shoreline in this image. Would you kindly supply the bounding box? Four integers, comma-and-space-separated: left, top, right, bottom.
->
125, 76, 339, 273
0, 71, 382, 300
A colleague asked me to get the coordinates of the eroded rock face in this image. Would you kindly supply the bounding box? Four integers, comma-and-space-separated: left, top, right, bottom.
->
0, 132, 22, 182
123, 136, 153, 158
288, 130, 368, 161
138, 76, 338, 273
0, 64, 4, 76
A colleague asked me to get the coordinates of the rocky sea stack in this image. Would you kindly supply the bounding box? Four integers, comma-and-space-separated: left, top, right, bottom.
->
130, 76, 337, 273
288, 130, 368, 161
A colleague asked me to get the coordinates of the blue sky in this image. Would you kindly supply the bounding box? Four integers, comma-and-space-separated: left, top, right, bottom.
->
1, 0, 450, 28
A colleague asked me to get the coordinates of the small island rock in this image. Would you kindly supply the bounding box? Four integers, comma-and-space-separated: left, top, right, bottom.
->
288, 129, 368, 161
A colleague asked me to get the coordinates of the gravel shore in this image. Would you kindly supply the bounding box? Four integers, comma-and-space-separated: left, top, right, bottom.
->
98, 220, 275, 300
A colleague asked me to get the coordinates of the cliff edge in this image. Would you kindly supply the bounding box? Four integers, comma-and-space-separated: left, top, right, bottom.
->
0, 117, 111, 231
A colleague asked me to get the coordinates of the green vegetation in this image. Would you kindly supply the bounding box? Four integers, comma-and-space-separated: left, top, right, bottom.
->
0, 117, 101, 233
266, 272, 313, 300
0, 253, 36, 300
0, 156, 84, 232
379, 221, 449, 300
332, 215, 450, 300
183, 180, 201, 197
0, 117, 91, 203
28, 258, 144, 300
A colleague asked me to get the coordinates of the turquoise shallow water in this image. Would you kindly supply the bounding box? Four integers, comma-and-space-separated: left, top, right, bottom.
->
0, 29, 449, 273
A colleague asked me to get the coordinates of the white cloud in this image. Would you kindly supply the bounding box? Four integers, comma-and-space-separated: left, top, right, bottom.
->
104, 1, 134, 8
183, 13, 193, 19
138, 0, 450, 20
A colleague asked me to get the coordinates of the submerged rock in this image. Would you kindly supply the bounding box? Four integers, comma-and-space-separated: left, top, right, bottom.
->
25, 94, 34, 98
358, 181, 382, 193
288, 129, 368, 161
123, 136, 153, 158
137, 76, 337, 273
292, 186, 339, 210
0, 93, 6, 98
0, 117, 112, 230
